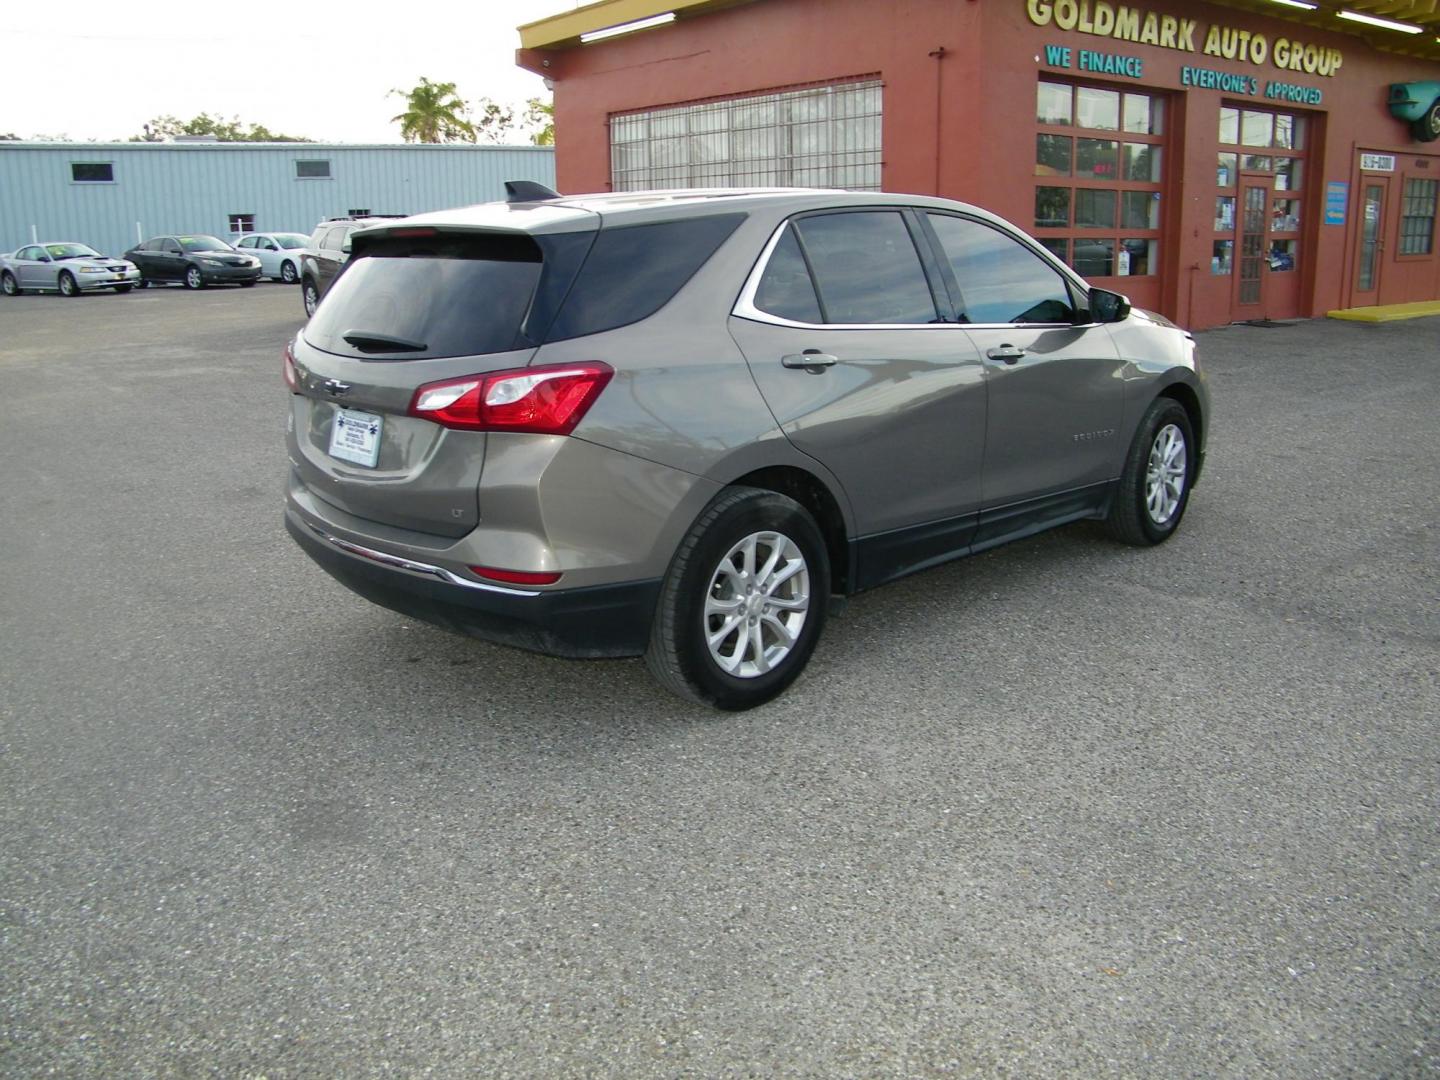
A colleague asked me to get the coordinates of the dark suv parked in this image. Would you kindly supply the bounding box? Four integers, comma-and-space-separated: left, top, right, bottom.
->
300, 215, 404, 317
284, 185, 1208, 709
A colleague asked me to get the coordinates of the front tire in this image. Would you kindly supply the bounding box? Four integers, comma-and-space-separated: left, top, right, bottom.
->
1104, 397, 1195, 546
58, 272, 80, 297
184, 265, 205, 290
114, 284, 133, 294
302, 278, 320, 317
281, 260, 298, 284
646, 486, 829, 710
239, 279, 256, 288
1, 272, 19, 296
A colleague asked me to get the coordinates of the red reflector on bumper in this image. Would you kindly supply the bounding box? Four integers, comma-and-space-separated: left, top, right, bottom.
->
468, 566, 562, 586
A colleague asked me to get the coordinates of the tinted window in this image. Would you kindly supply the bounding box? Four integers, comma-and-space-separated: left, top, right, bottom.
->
927, 214, 1078, 324
545, 214, 745, 342
303, 232, 544, 360
792, 212, 938, 324
277, 235, 308, 249
71, 162, 114, 182
161, 239, 182, 254
753, 226, 822, 323
19, 246, 43, 260
235, 237, 255, 248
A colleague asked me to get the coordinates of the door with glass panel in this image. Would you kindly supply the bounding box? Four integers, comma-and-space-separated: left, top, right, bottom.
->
1234, 181, 1271, 313
1352, 178, 1388, 306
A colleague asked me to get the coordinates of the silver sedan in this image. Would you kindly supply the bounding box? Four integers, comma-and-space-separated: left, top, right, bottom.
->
0, 242, 141, 297
231, 232, 311, 283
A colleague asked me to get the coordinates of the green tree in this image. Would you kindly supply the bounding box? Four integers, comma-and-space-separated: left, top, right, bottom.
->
473, 98, 517, 144
525, 98, 555, 146
470, 96, 553, 145
390, 79, 475, 143
131, 114, 311, 142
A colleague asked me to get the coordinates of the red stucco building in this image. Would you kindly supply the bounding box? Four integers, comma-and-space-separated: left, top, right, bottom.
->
519, 0, 1440, 329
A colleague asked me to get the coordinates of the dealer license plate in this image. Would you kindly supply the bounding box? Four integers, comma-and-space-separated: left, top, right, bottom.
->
328, 408, 382, 468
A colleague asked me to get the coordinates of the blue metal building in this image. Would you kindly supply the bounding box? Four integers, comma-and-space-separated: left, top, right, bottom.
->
0, 141, 556, 257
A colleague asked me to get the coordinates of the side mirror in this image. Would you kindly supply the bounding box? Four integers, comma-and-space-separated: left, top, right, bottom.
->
1087, 288, 1131, 324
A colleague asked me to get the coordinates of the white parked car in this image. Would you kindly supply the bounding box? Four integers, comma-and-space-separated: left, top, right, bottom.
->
0, 242, 141, 296
231, 232, 310, 284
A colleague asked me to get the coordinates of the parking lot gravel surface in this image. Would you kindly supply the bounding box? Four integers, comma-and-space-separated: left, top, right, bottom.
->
1, 285, 1437, 1077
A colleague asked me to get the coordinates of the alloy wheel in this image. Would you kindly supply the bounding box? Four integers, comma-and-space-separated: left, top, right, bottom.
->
703, 530, 811, 678
1145, 423, 1188, 526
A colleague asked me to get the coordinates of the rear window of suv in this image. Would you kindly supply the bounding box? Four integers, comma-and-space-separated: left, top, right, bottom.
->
302, 232, 544, 359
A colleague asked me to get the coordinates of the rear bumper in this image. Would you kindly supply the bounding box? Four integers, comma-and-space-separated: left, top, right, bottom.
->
285, 509, 661, 659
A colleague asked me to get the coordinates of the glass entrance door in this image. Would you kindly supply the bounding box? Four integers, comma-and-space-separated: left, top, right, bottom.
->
1353, 178, 1388, 304
1235, 182, 1269, 311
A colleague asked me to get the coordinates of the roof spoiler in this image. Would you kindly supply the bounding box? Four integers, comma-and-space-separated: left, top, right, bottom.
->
505, 180, 561, 203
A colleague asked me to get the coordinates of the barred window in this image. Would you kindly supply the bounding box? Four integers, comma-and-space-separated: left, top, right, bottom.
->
610, 79, 882, 192
1399, 178, 1438, 256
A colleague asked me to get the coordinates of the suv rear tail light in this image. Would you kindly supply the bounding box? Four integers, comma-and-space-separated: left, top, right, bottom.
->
409, 362, 613, 435
282, 341, 299, 391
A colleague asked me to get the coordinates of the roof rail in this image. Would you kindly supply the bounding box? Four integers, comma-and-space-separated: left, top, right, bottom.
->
505, 180, 561, 203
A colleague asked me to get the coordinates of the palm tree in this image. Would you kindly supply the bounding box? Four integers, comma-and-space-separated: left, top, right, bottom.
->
390, 78, 475, 143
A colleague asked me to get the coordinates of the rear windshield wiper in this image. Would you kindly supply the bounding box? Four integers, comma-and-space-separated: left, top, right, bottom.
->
341, 330, 428, 353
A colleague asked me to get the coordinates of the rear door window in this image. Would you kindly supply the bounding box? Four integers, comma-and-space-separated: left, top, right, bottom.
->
792, 211, 939, 325
302, 231, 544, 360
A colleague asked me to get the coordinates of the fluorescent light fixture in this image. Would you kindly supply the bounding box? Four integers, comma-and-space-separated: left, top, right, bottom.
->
1336, 9, 1423, 33
580, 12, 676, 43
1269, 0, 1317, 9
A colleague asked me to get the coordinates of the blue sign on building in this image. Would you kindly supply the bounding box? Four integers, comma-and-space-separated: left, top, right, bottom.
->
1325, 182, 1348, 226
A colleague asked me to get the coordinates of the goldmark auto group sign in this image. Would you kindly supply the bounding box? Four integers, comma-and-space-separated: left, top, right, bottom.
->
1026, 0, 1344, 76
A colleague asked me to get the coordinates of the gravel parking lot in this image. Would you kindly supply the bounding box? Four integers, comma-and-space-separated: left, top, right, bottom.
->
2, 285, 1437, 1077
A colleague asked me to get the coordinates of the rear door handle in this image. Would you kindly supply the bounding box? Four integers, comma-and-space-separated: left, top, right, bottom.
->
781, 350, 838, 372
986, 345, 1027, 364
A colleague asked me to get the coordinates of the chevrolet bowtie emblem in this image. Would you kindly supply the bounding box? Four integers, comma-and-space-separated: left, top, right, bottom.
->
322, 379, 351, 396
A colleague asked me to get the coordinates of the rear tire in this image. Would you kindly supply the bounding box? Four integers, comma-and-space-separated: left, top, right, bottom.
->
645, 486, 829, 710
58, 272, 80, 297
1104, 397, 1195, 546
1, 272, 19, 296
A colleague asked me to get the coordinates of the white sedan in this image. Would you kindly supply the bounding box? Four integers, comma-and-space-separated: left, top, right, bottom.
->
0, 242, 141, 296
231, 232, 311, 284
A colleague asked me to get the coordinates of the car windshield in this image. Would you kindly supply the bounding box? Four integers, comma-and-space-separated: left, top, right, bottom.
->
45, 243, 102, 260
276, 235, 309, 249
179, 236, 232, 252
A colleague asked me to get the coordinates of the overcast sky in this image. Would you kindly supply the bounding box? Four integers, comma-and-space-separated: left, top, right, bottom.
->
3, 1, 582, 143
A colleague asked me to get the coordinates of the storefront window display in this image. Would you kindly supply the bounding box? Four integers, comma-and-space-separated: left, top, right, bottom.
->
1213, 105, 1309, 279
1035, 80, 1164, 278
